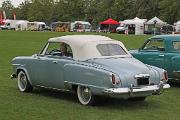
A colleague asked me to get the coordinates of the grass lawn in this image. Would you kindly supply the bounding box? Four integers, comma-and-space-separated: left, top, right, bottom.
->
0, 31, 179, 120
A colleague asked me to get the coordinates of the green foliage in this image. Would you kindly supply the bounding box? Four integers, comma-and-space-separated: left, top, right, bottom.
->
0, 0, 14, 19
16, 0, 31, 20
0, 0, 179, 25
135, 0, 160, 19
27, 0, 54, 24
160, 0, 180, 24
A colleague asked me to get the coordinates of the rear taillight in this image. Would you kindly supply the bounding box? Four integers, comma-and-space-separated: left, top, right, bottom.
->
112, 74, 116, 84
163, 71, 168, 80
111, 74, 121, 85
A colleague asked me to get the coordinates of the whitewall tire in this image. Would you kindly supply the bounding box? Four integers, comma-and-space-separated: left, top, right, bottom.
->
17, 71, 33, 92
77, 86, 95, 105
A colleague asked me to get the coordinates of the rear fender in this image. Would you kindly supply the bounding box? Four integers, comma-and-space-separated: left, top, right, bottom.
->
63, 63, 114, 94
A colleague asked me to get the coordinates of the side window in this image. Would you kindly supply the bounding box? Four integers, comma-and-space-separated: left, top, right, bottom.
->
143, 39, 165, 51
173, 41, 180, 51
45, 42, 60, 54
45, 42, 73, 58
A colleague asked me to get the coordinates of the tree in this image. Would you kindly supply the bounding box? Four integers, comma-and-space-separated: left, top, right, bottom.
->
0, 0, 179, 26
0, 0, 14, 19
16, 0, 31, 20
159, 0, 180, 24
27, 0, 54, 24
134, 0, 160, 19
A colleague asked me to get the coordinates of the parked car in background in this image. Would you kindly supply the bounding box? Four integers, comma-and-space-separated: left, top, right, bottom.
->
130, 35, 180, 81
0, 20, 19, 30
116, 25, 128, 34
11, 35, 170, 105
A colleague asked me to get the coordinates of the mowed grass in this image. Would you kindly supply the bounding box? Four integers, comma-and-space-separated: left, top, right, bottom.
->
0, 31, 180, 120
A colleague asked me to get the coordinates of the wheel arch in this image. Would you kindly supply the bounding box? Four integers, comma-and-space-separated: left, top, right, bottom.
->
16, 67, 33, 86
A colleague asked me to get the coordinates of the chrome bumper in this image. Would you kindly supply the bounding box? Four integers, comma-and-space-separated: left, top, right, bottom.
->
10, 74, 17, 79
104, 83, 170, 95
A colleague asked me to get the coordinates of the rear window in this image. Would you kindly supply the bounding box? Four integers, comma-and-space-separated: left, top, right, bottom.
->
96, 44, 127, 56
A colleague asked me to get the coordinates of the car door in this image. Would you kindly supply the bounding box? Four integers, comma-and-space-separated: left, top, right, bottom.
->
30, 42, 74, 89
30, 55, 64, 88
44, 56, 75, 89
137, 39, 166, 69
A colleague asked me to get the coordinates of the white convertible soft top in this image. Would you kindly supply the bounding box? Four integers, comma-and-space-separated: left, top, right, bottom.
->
48, 35, 132, 61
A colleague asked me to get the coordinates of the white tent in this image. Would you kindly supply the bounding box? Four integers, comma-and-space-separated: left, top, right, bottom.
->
15, 20, 29, 31
145, 17, 167, 34
145, 16, 166, 25
121, 17, 146, 35
174, 21, 180, 32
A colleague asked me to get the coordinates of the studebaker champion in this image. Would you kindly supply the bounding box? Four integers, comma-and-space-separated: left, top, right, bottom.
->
130, 35, 180, 81
11, 35, 170, 105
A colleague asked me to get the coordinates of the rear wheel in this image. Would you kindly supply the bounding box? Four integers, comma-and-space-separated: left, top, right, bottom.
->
77, 86, 95, 105
17, 71, 33, 92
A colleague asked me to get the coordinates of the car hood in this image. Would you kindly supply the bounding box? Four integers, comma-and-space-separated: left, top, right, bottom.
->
90, 57, 152, 86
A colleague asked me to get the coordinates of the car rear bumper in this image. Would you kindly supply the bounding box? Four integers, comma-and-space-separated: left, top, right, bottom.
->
104, 83, 170, 95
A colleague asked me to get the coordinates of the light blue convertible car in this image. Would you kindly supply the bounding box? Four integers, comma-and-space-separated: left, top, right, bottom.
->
11, 35, 170, 105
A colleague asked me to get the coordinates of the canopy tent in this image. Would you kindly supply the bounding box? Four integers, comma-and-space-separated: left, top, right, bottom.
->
122, 17, 146, 25
145, 16, 166, 25
100, 18, 119, 32
100, 18, 120, 25
145, 17, 167, 34
120, 17, 146, 35
174, 21, 180, 32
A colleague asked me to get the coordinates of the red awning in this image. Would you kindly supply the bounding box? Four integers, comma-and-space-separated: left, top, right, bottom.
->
100, 18, 120, 25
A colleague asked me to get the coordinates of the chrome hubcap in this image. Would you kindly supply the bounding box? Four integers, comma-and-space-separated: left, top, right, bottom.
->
81, 87, 91, 102
19, 74, 27, 89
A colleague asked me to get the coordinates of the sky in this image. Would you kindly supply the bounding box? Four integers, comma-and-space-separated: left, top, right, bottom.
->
0, 0, 25, 7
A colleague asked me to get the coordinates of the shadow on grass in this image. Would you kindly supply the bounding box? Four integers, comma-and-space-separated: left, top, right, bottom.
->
169, 81, 180, 88
27, 87, 163, 110
31, 88, 78, 103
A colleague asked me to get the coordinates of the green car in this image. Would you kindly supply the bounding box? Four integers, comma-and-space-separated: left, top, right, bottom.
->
130, 35, 180, 81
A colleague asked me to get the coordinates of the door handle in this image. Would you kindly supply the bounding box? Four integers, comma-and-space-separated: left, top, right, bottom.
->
53, 61, 58, 64
159, 54, 164, 57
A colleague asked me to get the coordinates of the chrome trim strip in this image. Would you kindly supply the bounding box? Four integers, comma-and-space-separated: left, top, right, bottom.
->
134, 74, 150, 79
35, 85, 71, 92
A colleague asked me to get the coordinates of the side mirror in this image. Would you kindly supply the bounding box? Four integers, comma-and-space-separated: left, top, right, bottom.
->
32, 54, 38, 57
32, 54, 42, 59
